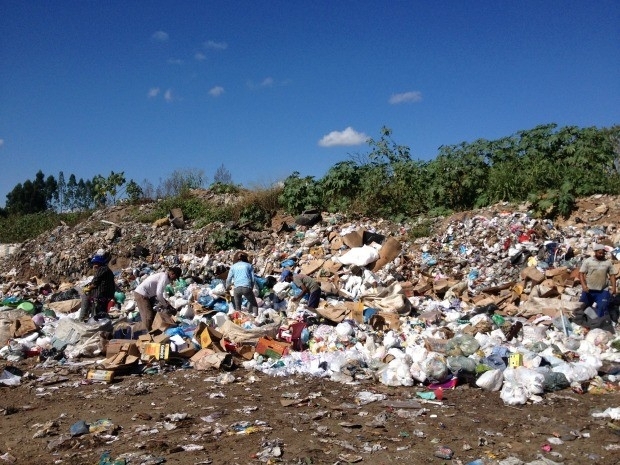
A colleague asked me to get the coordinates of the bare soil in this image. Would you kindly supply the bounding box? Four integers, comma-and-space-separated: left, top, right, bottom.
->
0, 358, 619, 465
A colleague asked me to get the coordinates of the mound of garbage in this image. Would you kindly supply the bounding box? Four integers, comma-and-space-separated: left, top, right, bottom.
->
1, 194, 619, 406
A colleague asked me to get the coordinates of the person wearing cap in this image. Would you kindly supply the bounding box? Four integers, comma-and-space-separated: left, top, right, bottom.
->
134, 266, 182, 331
226, 251, 259, 316
579, 244, 616, 319
280, 269, 321, 310
78, 255, 117, 321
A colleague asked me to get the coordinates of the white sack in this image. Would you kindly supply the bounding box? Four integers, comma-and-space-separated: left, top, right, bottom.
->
476, 369, 503, 391
337, 245, 380, 266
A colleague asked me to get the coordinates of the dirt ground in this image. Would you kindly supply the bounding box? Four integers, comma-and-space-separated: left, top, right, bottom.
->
0, 357, 619, 465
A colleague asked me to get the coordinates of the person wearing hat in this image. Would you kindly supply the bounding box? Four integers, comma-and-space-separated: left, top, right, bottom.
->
579, 244, 616, 319
134, 266, 182, 331
280, 269, 321, 310
78, 254, 117, 321
226, 251, 259, 316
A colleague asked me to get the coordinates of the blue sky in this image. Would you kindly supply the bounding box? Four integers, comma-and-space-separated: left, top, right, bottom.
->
1, 1, 618, 206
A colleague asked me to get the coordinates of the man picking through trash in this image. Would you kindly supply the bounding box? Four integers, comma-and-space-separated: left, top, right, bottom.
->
134, 266, 182, 331
226, 251, 259, 316
579, 244, 616, 319
280, 269, 321, 310
78, 254, 117, 321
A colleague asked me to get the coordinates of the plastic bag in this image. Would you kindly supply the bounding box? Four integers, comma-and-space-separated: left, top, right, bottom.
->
445, 334, 480, 357
421, 355, 450, 383
514, 367, 544, 394
447, 355, 477, 374
500, 381, 528, 405
476, 369, 503, 391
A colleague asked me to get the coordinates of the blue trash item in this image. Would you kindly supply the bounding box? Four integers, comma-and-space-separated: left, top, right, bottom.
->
281, 259, 296, 268
70, 420, 90, 437
164, 327, 186, 338
481, 354, 506, 371
198, 295, 215, 309
213, 299, 229, 313
209, 278, 225, 289
363, 308, 378, 323
255, 276, 267, 290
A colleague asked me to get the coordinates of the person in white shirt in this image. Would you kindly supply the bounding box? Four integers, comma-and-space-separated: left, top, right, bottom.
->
134, 266, 181, 331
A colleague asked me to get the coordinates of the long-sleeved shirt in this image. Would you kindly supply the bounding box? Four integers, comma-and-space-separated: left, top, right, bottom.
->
226, 261, 255, 289
135, 271, 171, 305
89, 265, 116, 301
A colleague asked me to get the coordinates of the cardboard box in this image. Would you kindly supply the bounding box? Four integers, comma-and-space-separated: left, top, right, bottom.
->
141, 342, 170, 360
152, 312, 176, 332
106, 339, 132, 357
255, 337, 290, 359
176, 346, 198, 358
193, 322, 224, 350
102, 342, 140, 369
169, 334, 190, 352
86, 369, 114, 383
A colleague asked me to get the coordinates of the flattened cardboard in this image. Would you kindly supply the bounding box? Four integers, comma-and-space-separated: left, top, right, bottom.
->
369, 237, 402, 272
11, 316, 37, 338
342, 229, 364, 249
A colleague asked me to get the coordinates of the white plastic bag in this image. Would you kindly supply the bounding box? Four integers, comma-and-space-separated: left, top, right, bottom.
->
500, 381, 528, 405
338, 245, 380, 266
476, 369, 503, 391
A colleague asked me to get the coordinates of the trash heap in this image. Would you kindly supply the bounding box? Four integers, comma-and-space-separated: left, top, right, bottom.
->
1, 195, 619, 406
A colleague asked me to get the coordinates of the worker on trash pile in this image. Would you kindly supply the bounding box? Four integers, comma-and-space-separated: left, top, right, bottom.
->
579, 243, 616, 318
134, 266, 182, 331
78, 254, 117, 321
226, 251, 259, 316
280, 269, 321, 310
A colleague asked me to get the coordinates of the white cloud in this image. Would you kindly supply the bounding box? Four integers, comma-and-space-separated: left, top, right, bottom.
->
204, 40, 228, 50
389, 91, 422, 104
148, 87, 161, 98
164, 89, 174, 102
195, 52, 206, 61
0, 139, 4, 148
151, 31, 169, 42
167, 58, 184, 65
318, 127, 368, 147
260, 77, 274, 87
208, 86, 225, 97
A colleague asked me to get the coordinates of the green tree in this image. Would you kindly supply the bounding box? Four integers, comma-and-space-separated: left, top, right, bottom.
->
278, 172, 323, 214
125, 180, 144, 203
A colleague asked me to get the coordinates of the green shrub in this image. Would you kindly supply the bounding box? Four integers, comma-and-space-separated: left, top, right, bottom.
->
208, 228, 244, 251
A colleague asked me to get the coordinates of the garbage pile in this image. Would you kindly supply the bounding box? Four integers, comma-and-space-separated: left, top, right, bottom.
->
1, 195, 619, 407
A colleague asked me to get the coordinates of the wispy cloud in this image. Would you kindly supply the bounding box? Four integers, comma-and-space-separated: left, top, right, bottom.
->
151, 31, 169, 43
147, 87, 161, 98
389, 91, 422, 104
164, 89, 174, 102
247, 76, 288, 89
195, 52, 206, 61
0, 139, 4, 148
209, 86, 225, 97
204, 40, 228, 50
318, 127, 368, 147
167, 58, 184, 65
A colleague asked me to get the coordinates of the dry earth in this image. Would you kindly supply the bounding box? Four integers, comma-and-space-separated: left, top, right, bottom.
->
0, 358, 619, 465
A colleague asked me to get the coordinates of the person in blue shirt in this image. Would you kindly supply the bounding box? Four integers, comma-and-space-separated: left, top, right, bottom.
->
226, 251, 259, 315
